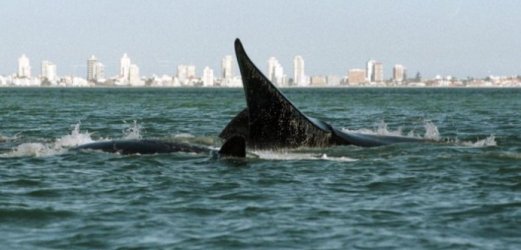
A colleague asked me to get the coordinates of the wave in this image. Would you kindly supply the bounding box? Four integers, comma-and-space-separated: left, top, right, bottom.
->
459, 135, 497, 147
342, 120, 496, 147
252, 150, 357, 162
0, 133, 21, 142
341, 120, 441, 141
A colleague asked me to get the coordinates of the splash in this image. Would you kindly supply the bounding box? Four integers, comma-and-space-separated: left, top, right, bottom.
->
122, 120, 143, 140
54, 123, 94, 148
4, 123, 95, 158
423, 120, 441, 141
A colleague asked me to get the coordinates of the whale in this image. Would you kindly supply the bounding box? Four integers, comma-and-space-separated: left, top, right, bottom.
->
220, 38, 425, 149
74, 135, 246, 158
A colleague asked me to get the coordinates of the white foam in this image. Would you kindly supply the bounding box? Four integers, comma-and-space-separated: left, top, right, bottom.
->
2, 123, 95, 158
461, 135, 497, 147
9, 143, 57, 157
0, 133, 20, 142
252, 150, 357, 162
342, 120, 441, 141
174, 133, 195, 138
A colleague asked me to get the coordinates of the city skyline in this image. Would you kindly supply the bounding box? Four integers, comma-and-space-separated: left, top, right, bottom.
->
0, 1, 520, 79
2, 52, 520, 88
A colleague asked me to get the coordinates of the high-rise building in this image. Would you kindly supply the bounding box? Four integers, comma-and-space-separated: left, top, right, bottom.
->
373, 62, 384, 82
93, 62, 105, 81
293, 55, 307, 87
129, 64, 142, 86
176, 64, 196, 85
203, 66, 214, 87
222, 55, 233, 80
348, 69, 366, 86
18, 54, 31, 78
120, 53, 131, 81
87, 55, 98, 82
41, 61, 57, 82
393, 64, 406, 82
366, 60, 375, 82
268, 57, 286, 86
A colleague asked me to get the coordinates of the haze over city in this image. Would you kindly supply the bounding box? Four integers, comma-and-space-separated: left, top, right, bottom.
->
1, 0, 520, 79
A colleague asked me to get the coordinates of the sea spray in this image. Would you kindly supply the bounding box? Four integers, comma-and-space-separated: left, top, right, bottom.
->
6, 123, 95, 157
122, 120, 143, 140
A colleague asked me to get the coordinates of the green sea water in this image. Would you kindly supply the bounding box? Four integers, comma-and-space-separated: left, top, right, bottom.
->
0, 88, 520, 249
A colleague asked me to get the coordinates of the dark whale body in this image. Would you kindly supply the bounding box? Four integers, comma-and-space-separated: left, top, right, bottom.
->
75, 136, 246, 158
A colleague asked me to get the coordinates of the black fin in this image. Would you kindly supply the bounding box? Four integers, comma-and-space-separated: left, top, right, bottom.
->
218, 136, 246, 158
219, 108, 250, 141
234, 38, 333, 149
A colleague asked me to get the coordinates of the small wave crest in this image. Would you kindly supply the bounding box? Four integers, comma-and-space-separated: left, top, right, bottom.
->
342, 120, 441, 141
460, 135, 497, 147
0, 133, 20, 142
252, 150, 357, 162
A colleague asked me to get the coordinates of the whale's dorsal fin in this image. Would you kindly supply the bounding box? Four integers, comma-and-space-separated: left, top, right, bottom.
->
230, 39, 333, 149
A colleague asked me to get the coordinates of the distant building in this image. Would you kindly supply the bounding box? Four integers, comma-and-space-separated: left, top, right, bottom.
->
366, 60, 375, 82
268, 57, 287, 87
129, 64, 143, 86
203, 66, 214, 87
18, 54, 31, 78
326, 75, 341, 86
293, 55, 308, 87
222, 55, 233, 80
393, 64, 406, 82
366, 60, 383, 82
310, 75, 327, 86
41, 61, 57, 83
373, 62, 383, 82
87, 55, 97, 82
348, 69, 366, 86
176, 64, 196, 85
120, 53, 131, 82
87, 55, 105, 82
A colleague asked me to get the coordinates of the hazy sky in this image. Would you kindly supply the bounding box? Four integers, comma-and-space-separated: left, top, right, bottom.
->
1, 0, 520, 79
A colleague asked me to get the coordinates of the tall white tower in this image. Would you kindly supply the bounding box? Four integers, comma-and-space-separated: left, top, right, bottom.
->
129, 64, 142, 86
366, 60, 376, 82
393, 64, 405, 82
203, 66, 214, 87
221, 55, 233, 80
41, 61, 57, 82
18, 54, 31, 78
293, 55, 307, 86
268, 57, 286, 86
87, 55, 97, 82
93, 62, 105, 81
120, 53, 131, 81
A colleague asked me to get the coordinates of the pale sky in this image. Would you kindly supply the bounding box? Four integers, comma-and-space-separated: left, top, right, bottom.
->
1, 0, 520, 79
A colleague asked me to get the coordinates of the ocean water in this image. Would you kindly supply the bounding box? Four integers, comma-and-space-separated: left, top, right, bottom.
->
0, 87, 520, 249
